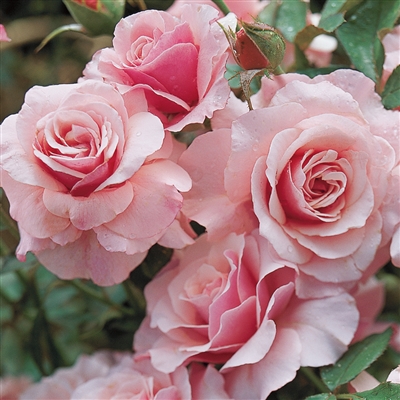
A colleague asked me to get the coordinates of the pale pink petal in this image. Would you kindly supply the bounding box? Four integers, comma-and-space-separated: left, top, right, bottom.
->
16, 227, 56, 262
299, 211, 383, 282
391, 226, 400, 267
252, 156, 312, 264
223, 328, 301, 400
279, 293, 359, 366
270, 80, 366, 124
180, 129, 258, 239
157, 219, 196, 249
211, 92, 248, 130
36, 230, 146, 286
349, 371, 380, 393
2, 173, 70, 238
189, 364, 230, 399
1, 115, 65, 191
387, 366, 400, 383
98, 112, 165, 189
226, 104, 307, 203
42, 182, 134, 230
221, 319, 276, 369
103, 161, 189, 241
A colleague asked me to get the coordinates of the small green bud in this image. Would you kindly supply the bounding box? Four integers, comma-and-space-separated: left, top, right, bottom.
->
240, 21, 286, 70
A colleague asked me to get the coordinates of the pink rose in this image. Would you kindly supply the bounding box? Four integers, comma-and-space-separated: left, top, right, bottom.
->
0, 24, 11, 42
70, 355, 192, 399
20, 351, 117, 399
134, 231, 359, 399
180, 70, 397, 289
81, 5, 230, 132
0, 376, 32, 400
0, 80, 191, 286
167, 0, 268, 23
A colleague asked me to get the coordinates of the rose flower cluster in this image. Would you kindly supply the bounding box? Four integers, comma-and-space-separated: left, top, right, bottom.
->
0, 1, 399, 399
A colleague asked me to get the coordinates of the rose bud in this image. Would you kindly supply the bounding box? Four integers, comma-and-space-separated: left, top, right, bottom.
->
235, 21, 286, 71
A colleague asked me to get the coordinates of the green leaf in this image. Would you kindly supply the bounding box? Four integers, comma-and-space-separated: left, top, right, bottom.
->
320, 0, 363, 19
355, 382, 400, 399
382, 65, 400, 110
275, 0, 307, 42
318, 13, 345, 32
305, 394, 337, 400
35, 24, 85, 52
336, 0, 400, 82
295, 25, 329, 51
257, 0, 280, 26
62, 0, 125, 36
321, 328, 393, 391
0, 253, 37, 275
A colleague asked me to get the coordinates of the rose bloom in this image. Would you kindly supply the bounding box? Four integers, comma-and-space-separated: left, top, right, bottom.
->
0, 376, 32, 400
180, 69, 398, 291
167, 0, 268, 23
134, 231, 359, 399
0, 24, 11, 42
71, 355, 230, 399
20, 351, 116, 399
81, 4, 230, 132
0, 80, 191, 286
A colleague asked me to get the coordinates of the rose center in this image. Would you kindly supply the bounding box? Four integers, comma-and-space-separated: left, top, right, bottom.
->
277, 149, 348, 222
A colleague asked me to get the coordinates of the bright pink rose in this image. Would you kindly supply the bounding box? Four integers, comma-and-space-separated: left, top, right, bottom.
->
81, 5, 230, 132
0, 376, 32, 400
0, 80, 191, 286
70, 354, 192, 399
134, 232, 359, 399
20, 351, 117, 399
0, 24, 11, 42
167, 0, 268, 23
180, 70, 397, 289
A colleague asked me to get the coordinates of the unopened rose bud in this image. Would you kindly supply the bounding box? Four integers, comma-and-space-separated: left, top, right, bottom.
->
238, 21, 286, 71
236, 27, 270, 70
71, 0, 103, 11
63, 0, 124, 36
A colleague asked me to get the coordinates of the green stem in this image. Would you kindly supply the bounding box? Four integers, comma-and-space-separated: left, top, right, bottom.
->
23, 269, 67, 371
274, 65, 285, 75
122, 280, 146, 313
300, 367, 331, 394
336, 395, 364, 400
0, 205, 19, 240
211, 0, 231, 16
69, 280, 135, 316
0, 288, 14, 305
